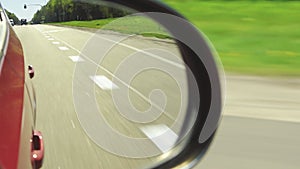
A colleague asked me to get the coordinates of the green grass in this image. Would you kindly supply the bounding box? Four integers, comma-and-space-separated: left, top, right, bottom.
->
50, 18, 116, 29
51, 1, 300, 76
50, 16, 171, 39
163, 0, 300, 76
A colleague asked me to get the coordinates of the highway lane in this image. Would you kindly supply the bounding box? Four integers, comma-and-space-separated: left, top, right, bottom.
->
15, 24, 189, 169
14, 24, 300, 169
195, 74, 300, 168
195, 116, 300, 169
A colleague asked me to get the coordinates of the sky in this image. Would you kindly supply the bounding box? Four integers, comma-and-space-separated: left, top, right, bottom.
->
1, 0, 48, 20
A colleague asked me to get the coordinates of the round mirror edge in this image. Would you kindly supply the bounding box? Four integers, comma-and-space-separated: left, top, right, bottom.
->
102, 0, 222, 168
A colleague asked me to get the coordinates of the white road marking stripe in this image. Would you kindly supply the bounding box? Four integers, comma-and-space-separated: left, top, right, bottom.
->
97, 36, 185, 69
69, 55, 84, 62
45, 36, 50, 38
48, 38, 54, 41
44, 32, 176, 121
35, 26, 183, 70
67, 28, 185, 69
224, 114, 300, 123
70, 120, 76, 128
140, 124, 178, 153
90, 75, 119, 90
58, 46, 69, 51
44, 30, 64, 33
52, 41, 60, 45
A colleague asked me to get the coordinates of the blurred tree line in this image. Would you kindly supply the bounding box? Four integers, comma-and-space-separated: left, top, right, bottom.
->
5, 9, 20, 24
32, 0, 131, 24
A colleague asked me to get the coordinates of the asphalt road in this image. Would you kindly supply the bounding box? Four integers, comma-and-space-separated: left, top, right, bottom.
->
14, 25, 300, 169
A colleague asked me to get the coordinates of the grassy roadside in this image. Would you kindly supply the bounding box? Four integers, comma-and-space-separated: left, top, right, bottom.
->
51, 1, 300, 76
163, 0, 300, 76
50, 16, 171, 39
50, 18, 115, 29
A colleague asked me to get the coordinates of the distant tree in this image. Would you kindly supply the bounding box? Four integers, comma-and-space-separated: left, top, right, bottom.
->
32, 0, 132, 23
5, 9, 20, 25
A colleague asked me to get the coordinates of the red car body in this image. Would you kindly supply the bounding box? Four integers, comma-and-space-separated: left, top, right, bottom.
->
0, 6, 44, 169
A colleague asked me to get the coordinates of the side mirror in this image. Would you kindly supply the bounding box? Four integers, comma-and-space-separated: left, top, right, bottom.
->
72, 1, 223, 168
31, 130, 44, 169
24, 4, 27, 9
28, 65, 34, 79
22, 1, 223, 169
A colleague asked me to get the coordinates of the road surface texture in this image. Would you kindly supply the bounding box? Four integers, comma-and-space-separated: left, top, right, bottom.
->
14, 25, 300, 169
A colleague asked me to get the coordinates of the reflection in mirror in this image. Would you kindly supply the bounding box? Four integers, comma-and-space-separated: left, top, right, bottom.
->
16, 1, 201, 168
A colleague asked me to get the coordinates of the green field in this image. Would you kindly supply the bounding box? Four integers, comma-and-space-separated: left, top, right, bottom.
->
51, 16, 171, 38
52, 1, 300, 76
163, 0, 300, 76
51, 18, 115, 29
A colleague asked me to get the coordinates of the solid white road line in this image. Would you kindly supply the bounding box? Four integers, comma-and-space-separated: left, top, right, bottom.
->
68, 55, 84, 62
47, 31, 176, 121
86, 137, 92, 147
66, 27, 185, 69
34, 25, 175, 121
90, 75, 119, 90
140, 124, 178, 153
96, 35, 185, 69
38, 25, 184, 69
58, 46, 69, 51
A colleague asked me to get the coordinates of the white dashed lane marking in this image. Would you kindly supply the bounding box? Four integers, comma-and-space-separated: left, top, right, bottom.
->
58, 46, 69, 51
70, 120, 76, 129
44, 30, 65, 33
90, 75, 119, 90
69, 56, 84, 62
52, 41, 60, 45
48, 38, 54, 41
140, 124, 178, 153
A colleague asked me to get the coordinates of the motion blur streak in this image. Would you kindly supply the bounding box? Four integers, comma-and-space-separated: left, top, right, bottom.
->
15, 24, 300, 169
